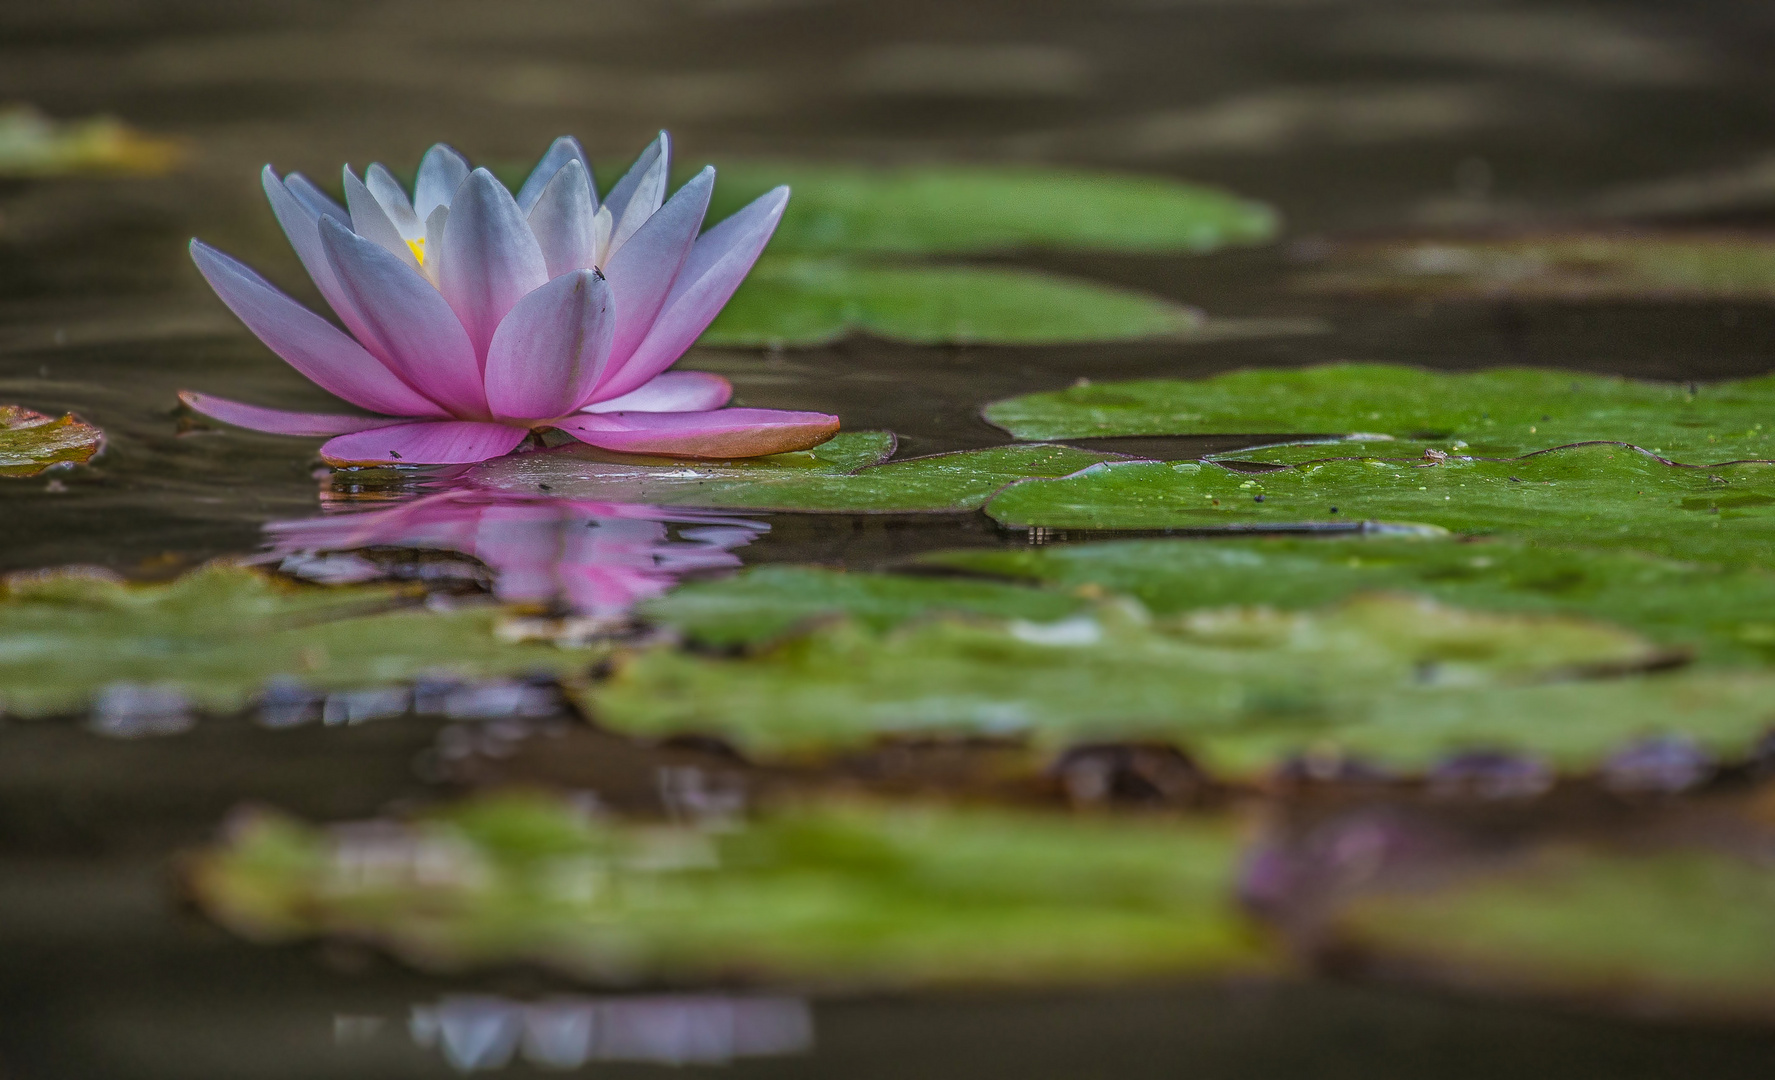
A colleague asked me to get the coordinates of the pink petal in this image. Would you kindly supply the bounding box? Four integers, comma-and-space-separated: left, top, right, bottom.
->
262, 167, 382, 346
189, 239, 446, 418
436, 168, 550, 361
552, 407, 839, 459
594, 186, 788, 401
483, 269, 615, 422
414, 143, 470, 221
317, 217, 488, 418
601, 132, 669, 230
319, 420, 529, 466
527, 160, 599, 279
601, 167, 713, 374
583, 371, 731, 413
515, 135, 593, 214
179, 391, 392, 436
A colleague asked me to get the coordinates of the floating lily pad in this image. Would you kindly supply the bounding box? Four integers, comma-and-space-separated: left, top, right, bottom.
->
1297, 232, 1775, 301
707, 162, 1279, 256
984, 364, 1775, 465
701, 259, 1203, 347
0, 565, 595, 719
187, 794, 1270, 986
639, 565, 1086, 646
476, 439, 1115, 514
1327, 845, 1775, 1020
581, 596, 1719, 776
985, 446, 1775, 569
0, 105, 183, 176
0, 405, 103, 477
922, 537, 1775, 664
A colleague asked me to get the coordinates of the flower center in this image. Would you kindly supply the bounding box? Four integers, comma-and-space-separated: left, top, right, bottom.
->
406, 237, 426, 265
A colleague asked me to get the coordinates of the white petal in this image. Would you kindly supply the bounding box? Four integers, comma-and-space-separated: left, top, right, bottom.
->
601, 132, 669, 236
343, 167, 423, 272
414, 143, 470, 221
366, 163, 424, 240
527, 159, 599, 278
515, 135, 594, 215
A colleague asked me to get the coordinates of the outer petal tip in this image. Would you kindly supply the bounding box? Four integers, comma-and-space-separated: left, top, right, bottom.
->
554, 407, 839, 459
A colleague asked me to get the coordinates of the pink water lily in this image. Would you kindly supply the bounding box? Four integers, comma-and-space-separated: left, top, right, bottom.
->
183, 134, 839, 465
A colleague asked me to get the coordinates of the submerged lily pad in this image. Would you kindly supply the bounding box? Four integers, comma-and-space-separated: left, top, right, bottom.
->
700, 259, 1203, 347
985, 446, 1775, 569
476, 439, 1115, 514
580, 596, 1723, 776
0, 405, 103, 477
707, 162, 1279, 256
0, 105, 183, 176
1297, 232, 1775, 301
187, 794, 1270, 986
984, 364, 1775, 465
639, 565, 1086, 646
922, 537, 1775, 664
0, 565, 595, 718
1327, 845, 1775, 1020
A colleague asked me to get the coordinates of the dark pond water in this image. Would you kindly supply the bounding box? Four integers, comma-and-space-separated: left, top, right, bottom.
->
7, 0, 1775, 1075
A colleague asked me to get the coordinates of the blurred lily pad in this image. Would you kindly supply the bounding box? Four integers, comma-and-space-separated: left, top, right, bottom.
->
984, 364, 1775, 465
0, 105, 183, 176
701, 259, 1203, 347
639, 565, 1087, 646
1327, 845, 1775, 1020
708, 162, 1279, 256
582, 595, 1709, 775
1297, 232, 1775, 300
0, 565, 595, 719
921, 537, 1775, 664
476, 440, 1115, 514
984, 446, 1775, 569
187, 794, 1271, 986
0, 405, 102, 477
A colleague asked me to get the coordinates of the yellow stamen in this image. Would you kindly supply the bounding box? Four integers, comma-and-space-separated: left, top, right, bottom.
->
406, 236, 426, 265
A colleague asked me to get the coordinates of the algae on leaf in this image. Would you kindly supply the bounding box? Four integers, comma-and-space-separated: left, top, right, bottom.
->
985, 447, 1775, 569
187, 794, 1271, 986
984, 364, 1775, 465
0, 406, 103, 477
0, 565, 596, 718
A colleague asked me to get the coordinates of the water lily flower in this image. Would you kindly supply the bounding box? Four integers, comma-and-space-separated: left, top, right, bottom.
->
183, 134, 839, 465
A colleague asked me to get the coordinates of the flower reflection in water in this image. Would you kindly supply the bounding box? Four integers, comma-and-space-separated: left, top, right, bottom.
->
264, 488, 767, 618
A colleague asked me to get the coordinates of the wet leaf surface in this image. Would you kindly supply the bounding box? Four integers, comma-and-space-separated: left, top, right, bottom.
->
1326, 844, 1775, 1020
476, 439, 1116, 513
706, 162, 1279, 256
0, 405, 103, 477
701, 259, 1204, 347
186, 793, 1270, 986
985, 446, 1775, 569
582, 596, 1699, 775
640, 564, 1086, 647
921, 537, 1775, 664
0, 565, 597, 719
985, 365, 1775, 465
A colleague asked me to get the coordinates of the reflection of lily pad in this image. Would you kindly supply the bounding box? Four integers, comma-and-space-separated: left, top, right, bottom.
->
477, 439, 1115, 514
707, 162, 1278, 256
1296, 232, 1775, 301
0, 105, 183, 176
0, 565, 595, 718
922, 537, 1775, 664
187, 794, 1271, 986
0, 405, 103, 477
985, 446, 1775, 569
1327, 845, 1775, 1020
984, 364, 1775, 465
582, 596, 1713, 775
640, 565, 1086, 646
701, 259, 1203, 347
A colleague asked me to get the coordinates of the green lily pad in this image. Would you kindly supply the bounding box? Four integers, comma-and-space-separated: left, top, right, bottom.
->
475, 439, 1116, 514
187, 794, 1271, 986
1297, 232, 1775, 301
0, 565, 595, 718
984, 446, 1775, 569
707, 162, 1278, 256
700, 258, 1203, 347
639, 565, 1087, 647
582, 595, 1713, 775
0, 105, 183, 176
921, 537, 1775, 664
983, 364, 1775, 465
1327, 845, 1775, 1020
0, 405, 104, 477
